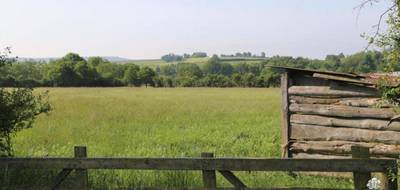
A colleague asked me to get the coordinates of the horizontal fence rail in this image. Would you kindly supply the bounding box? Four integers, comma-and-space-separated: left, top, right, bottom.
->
0, 157, 397, 172
1, 146, 398, 190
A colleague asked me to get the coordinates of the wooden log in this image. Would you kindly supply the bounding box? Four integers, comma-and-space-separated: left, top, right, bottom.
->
289, 96, 392, 108
281, 72, 291, 158
74, 146, 89, 190
291, 124, 400, 145
290, 96, 341, 105
290, 114, 400, 131
201, 152, 217, 189
337, 98, 392, 108
290, 141, 400, 157
0, 157, 395, 172
351, 146, 371, 190
288, 86, 379, 97
292, 153, 349, 159
289, 104, 396, 119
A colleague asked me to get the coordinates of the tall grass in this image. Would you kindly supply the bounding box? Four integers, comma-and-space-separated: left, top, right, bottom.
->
9, 88, 352, 189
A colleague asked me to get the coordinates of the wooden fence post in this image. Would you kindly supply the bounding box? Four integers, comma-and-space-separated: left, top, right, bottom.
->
201, 152, 216, 189
74, 146, 88, 190
351, 146, 371, 190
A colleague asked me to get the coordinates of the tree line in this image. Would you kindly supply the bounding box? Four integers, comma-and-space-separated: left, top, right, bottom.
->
0, 50, 395, 88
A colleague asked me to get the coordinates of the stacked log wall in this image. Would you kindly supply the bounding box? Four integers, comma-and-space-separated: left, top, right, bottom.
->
283, 71, 400, 159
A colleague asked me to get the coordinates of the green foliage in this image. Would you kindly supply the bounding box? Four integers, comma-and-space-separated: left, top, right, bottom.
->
161, 53, 183, 62
0, 88, 51, 156
123, 64, 141, 86
0, 51, 391, 88
0, 49, 51, 156
363, 1, 400, 106
139, 66, 156, 87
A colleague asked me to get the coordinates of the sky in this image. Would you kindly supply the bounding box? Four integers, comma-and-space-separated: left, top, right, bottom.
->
0, 0, 394, 59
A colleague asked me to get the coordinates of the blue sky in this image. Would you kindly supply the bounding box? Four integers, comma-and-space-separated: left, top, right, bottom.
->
0, 0, 393, 59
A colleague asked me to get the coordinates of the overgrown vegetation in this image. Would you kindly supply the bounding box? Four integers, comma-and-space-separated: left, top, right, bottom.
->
362, 0, 400, 105
0, 48, 50, 156
0, 50, 391, 88
9, 88, 352, 189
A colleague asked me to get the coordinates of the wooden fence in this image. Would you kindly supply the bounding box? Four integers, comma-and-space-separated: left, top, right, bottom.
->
0, 146, 398, 190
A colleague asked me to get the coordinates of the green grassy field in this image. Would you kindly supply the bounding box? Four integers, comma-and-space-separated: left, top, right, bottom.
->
10, 88, 352, 189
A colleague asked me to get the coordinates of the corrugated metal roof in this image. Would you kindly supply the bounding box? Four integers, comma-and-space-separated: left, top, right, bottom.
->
270, 66, 400, 87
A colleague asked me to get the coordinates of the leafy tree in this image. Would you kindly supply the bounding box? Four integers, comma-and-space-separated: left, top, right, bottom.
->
220, 63, 233, 76
139, 66, 156, 87
123, 64, 141, 86
191, 52, 207, 58
176, 63, 202, 78
88, 56, 108, 67
161, 53, 183, 62
202, 55, 221, 74
74, 61, 99, 86
0, 48, 51, 156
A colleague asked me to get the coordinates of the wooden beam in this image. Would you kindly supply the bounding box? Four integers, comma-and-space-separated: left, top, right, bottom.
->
218, 170, 246, 188
289, 104, 396, 119
281, 72, 291, 158
51, 169, 73, 190
288, 86, 379, 97
291, 124, 400, 145
74, 146, 88, 190
0, 157, 395, 172
290, 114, 400, 131
201, 152, 217, 189
351, 146, 371, 190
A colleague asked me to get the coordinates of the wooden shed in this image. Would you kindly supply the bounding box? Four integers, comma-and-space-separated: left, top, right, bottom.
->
274, 66, 400, 159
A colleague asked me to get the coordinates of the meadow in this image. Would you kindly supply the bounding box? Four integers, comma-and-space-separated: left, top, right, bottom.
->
10, 88, 352, 189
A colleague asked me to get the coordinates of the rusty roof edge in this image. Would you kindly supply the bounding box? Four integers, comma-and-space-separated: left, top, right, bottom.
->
269, 66, 363, 78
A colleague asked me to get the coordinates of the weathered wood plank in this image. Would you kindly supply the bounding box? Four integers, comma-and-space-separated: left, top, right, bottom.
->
292, 153, 349, 159
290, 141, 400, 157
289, 104, 396, 119
201, 153, 217, 189
74, 146, 88, 190
289, 96, 392, 107
290, 96, 341, 105
312, 73, 374, 86
290, 114, 400, 131
0, 157, 395, 172
51, 169, 73, 190
291, 124, 400, 145
281, 72, 290, 158
288, 86, 379, 97
218, 170, 247, 188
351, 146, 371, 190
